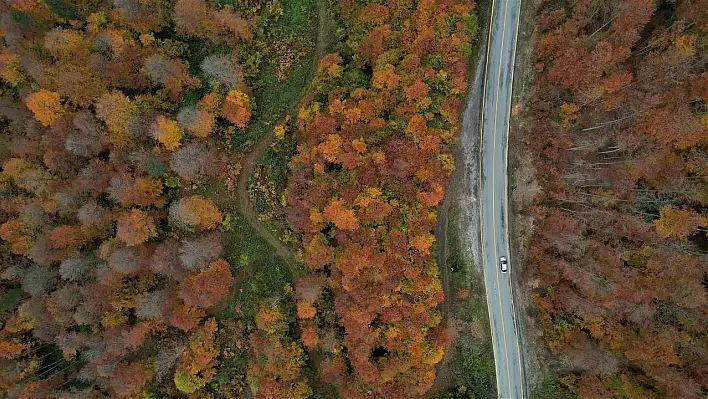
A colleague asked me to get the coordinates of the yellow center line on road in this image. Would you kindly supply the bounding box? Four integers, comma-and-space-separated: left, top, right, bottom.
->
490, 0, 513, 394
504, 0, 525, 396
477, 0, 500, 396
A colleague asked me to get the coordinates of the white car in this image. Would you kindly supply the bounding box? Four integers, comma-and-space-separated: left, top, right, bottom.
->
499, 256, 508, 273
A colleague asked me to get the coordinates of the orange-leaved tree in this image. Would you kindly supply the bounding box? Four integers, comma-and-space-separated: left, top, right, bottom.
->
174, 318, 219, 393
170, 195, 223, 230
179, 259, 232, 308
221, 90, 251, 128
322, 199, 359, 230
151, 115, 184, 151
24, 90, 64, 126
116, 209, 158, 246
653, 206, 706, 239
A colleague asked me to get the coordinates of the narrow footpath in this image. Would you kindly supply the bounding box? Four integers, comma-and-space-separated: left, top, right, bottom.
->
235, 0, 333, 272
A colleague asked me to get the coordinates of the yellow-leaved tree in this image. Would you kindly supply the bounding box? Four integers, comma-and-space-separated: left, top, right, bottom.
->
25, 90, 64, 126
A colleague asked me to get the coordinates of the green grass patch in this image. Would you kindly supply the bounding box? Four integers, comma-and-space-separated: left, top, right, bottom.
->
437, 203, 497, 399
232, 0, 318, 150
530, 375, 578, 399
445, 204, 488, 325
211, 0, 319, 389
250, 135, 297, 221
0, 288, 24, 312
213, 0, 318, 321
217, 212, 295, 320
283, 0, 315, 35
216, 0, 317, 317
453, 342, 497, 399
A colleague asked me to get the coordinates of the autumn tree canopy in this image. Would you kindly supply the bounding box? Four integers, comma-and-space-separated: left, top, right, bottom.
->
285, 0, 477, 395
0, 0, 478, 396
0, 0, 257, 396
522, 0, 708, 395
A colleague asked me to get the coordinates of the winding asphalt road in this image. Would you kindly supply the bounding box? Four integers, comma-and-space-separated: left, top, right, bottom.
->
478, 0, 524, 396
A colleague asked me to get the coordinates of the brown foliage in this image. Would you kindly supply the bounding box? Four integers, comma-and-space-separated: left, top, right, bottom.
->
0, 219, 33, 255
322, 199, 359, 230
171, 196, 223, 230
653, 206, 705, 238
248, 305, 312, 399
524, 0, 708, 394
300, 325, 319, 350
173, 0, 218, 38
179, 259, 233, 308
286, 0, 477, 395
48, 225, 86, 249
116, 209, 158, 246
177, 318, 219, 386
0, 1, 255, 395
166, 295, 205, 332
296, 300, 317, 319
108, 361, 153, 398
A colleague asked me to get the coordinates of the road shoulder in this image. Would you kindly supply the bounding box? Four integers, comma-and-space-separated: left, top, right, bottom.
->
505, 0, 556, 394
428, 6, 498, 396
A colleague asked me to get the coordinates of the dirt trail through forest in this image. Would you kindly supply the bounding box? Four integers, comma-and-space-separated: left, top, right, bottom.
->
235, 0, 334, 272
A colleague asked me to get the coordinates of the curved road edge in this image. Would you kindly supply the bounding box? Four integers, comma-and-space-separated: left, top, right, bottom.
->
478, 0, 526, 396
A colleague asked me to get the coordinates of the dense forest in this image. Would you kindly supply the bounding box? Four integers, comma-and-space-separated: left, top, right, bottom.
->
0, 0, 479, 397
0, 0, 312, 396
286, 0, 477, 396
522, 0, 707, 396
